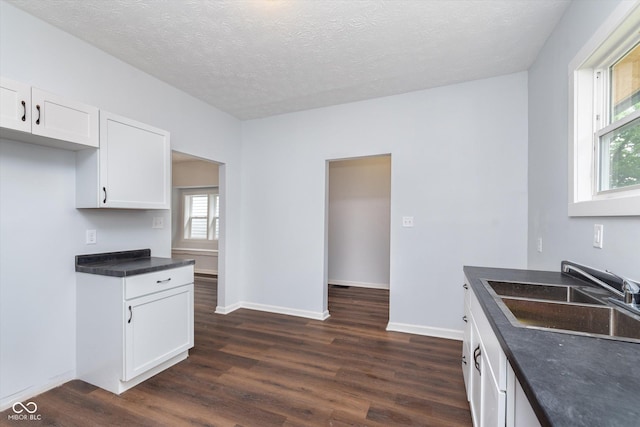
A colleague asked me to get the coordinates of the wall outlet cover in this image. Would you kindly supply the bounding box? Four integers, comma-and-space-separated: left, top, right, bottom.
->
402, 216, 414, 227
152, 217, 164, 229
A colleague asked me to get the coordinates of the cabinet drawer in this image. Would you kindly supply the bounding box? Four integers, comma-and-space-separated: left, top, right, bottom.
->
125, 265, 193, 300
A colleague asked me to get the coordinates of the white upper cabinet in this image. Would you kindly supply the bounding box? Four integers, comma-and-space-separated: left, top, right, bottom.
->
76, 111, 171, 209
31, 88, 99, 147
0, 77, 98, 149
0, 77, 31, 133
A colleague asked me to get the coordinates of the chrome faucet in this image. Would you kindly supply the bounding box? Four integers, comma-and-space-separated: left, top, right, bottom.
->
608, 271, 640, 306
562, 262, 640, 316
562, 264, 623, 297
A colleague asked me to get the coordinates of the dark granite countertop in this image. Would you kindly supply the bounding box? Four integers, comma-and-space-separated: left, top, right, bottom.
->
464, 266, 640, 427
76, 249, 195, 277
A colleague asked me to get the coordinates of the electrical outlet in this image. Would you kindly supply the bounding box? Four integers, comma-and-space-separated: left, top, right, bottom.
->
593, 224, 603, 249
152, 217, 164, 229
402, 216, 414, 227
86, 229, 97, 245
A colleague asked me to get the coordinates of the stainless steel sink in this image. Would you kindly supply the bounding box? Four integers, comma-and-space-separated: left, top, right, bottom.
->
487, 280, 605, 305
483, 280, 640, 343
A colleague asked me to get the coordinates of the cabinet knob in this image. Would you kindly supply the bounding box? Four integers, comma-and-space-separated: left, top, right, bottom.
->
35, 104, 41, 125
21, 101, 26, 122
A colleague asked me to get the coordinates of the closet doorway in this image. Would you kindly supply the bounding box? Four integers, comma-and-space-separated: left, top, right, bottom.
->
326, 154, 391, 319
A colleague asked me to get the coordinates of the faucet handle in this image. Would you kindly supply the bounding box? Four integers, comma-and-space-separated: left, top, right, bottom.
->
606, 270, 640, 305
623, 278, 640, 305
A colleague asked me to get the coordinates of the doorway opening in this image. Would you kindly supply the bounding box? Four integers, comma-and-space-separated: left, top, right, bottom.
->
171, 151, 225, 308
325, 154, 391, 322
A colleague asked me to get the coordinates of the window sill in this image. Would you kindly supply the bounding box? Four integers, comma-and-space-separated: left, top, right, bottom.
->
172, 248, 218, 254
569, 195, 640, 217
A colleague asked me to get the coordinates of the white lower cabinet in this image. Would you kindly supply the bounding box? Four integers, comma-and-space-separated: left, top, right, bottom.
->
463, 280, 540, 427
77, 265, 194, 394
124, 285, 193, 381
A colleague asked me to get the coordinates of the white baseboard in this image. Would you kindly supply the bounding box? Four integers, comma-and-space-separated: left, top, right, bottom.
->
386, 322, 463, 341
0, 369, 75, 412
242, 302, 329, 320
215, 302, 242, 314
328, 279, 389, 290
215, 301, 329, 320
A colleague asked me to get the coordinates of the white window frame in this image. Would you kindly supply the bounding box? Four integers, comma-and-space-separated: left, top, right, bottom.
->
568, 1, 640, 216
180, 187, 219, 241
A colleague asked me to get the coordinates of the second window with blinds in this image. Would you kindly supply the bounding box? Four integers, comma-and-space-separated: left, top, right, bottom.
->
181, 188, 219, 241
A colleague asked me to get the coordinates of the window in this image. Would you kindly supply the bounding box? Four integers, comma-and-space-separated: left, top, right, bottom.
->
569, 1, 640, 216
596, 42, 640, 193
182, 188, 219, 240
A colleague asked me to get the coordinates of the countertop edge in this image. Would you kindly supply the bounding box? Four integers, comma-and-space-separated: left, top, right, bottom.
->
75, 258, 195, 277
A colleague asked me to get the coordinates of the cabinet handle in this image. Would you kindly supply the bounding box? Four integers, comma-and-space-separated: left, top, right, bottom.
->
463, 315, 468, 323
127, 305, 132, 324
463, 283, 469, 289
156, 278, 172, 284
103, 187, 107, 204
35, 104, 41, 125
21, 101, 26, 122
473, 345, 481, 375
462, 355, 467, 365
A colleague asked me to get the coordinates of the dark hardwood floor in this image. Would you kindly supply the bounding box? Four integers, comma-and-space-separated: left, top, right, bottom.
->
1, 278, 471, 426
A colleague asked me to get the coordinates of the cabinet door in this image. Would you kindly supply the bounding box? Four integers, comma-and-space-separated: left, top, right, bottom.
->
462, 283, 472, 396
0, 77, 30, 132
507, 364, 541, 427
470, 320, 482, 427
481, 365, 506, 427
31, 88, 98, 147
100, 111, 170, 209
123, 284, 193, 381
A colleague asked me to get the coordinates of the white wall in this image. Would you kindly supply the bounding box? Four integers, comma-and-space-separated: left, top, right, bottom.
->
0, 0, 242, 408
527, 0, 640, 277
172, 159, 220, 188
241, 72, 529, 335
328, 156, 391, 289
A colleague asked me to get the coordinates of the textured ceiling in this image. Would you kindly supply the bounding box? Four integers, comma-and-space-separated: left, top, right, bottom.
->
7, 0, 571, 120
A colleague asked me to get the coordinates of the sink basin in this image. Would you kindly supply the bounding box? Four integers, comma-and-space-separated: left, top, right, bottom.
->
483, 280, 640, 343
499, 298, 640, 342
487, 280, 605, 305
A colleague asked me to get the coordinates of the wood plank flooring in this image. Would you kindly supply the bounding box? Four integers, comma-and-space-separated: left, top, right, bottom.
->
1, 278, 471, 426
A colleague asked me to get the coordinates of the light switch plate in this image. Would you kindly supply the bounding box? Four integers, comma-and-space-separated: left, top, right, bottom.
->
593, 224, 603, 248
86, 229, 97, 245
